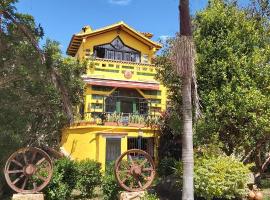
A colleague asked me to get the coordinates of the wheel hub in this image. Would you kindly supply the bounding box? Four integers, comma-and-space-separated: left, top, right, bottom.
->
131, 165, 142, 176
24, 164, 36, 176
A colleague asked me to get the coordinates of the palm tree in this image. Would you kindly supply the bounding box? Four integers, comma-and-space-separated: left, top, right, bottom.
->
171, 0, 196, 199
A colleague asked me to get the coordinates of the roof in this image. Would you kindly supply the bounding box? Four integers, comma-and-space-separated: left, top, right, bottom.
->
67, 21, 162, 56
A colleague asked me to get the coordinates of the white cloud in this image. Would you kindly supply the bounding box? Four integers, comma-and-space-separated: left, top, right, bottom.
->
158, 35, 171, 42
108, 0, 131, 6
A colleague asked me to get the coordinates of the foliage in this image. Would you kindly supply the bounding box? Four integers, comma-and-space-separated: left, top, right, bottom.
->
157, 157, 177, 177
142, 192, 159, 200
44, 158, 76, 200
156, 0, 270, 171
0, 3, 86, 194
158, 113, 182, 161
175, 154, 252, 199
194, 0, 270, 162
44, 158, 101, 200
102, 162, 122, 200
75, 159, 102, 198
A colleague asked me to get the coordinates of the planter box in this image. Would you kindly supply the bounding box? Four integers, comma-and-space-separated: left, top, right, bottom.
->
104, 122, 118, 126
128, 123, 145, 128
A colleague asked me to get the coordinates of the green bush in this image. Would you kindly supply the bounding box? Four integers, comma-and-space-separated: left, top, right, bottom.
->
75, 159, 102, 198
102, 162, 122, 200
175, 155, 252, 199
44, 158, 101, 200
157, 157, 177, 177
45, 172, 71, 200
44, 158, 76, 200
142, 192, 159, 200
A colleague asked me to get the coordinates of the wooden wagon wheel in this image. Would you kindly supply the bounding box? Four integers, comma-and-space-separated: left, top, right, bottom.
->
4, 147, 53, 193
114, 149, 155, 192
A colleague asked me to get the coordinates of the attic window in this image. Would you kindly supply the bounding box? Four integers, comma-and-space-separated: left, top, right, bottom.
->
93, 37, 141, 63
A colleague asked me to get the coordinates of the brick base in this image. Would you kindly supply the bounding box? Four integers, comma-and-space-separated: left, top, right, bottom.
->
12, 193, 44, 200
119, 191, 145, 200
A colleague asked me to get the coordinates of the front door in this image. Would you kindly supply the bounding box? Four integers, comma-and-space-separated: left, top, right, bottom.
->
106, 138, 121, 163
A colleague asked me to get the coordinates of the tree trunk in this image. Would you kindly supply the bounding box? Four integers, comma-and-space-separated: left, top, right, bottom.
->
181, 76, 194, 200
179, 0, 194, 199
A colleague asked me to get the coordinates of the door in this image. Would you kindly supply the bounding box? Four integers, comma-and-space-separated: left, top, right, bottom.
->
106, 138, 121, 163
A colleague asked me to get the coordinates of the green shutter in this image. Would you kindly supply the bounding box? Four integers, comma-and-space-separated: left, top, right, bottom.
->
116, 100, 121, 113
132, 101, 137, 113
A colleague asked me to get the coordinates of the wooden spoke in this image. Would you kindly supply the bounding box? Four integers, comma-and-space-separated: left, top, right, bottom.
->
33, 182, 37, 190
11, 159, 23, 168
35, 157, 45, 166
23, 153, 28, 165
12, 174, 25, 185
130, 181, 134, 189
21, 177, 28, 190
31, 151, 37, 164
128, 155, 134, 165
8, 169, 24, 174
135, 177, 142, 188
142, 167, 153, 172
140, 173, 148, 180
36, 174, 47, 182
139, 158, 148, 167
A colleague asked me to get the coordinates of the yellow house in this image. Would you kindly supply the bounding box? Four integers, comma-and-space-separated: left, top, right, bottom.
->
61, 21, 167, 170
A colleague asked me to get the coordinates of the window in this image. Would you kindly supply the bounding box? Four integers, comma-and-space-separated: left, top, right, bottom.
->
106, 50, 114, 59
91, 85, 114, 92
115, 51, 122, 60
141, 90, 161, 96
124, 53, 131, 61
93, 37, 141, 62
96, 47, 105, 58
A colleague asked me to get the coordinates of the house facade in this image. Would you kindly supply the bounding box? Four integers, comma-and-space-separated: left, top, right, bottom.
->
61, 21, 167, 170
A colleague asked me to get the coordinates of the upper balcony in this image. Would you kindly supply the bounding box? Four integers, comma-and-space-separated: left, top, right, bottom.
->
85, 57, 158, 83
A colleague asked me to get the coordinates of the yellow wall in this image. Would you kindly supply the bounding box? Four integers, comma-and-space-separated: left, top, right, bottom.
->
62, 23, 165, 170
76, 29, 156, 63
61, 125, 158, 171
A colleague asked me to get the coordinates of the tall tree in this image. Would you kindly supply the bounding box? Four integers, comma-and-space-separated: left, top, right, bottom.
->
171, 0, 196, 199
0, 0, 85, 172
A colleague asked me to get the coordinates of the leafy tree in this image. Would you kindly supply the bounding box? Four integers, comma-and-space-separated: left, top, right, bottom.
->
0, 1, 86, 194
157, 0, 270, 176
194, 0, 270, 169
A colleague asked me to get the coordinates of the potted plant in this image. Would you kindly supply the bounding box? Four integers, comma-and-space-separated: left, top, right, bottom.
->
104, 113, 117, 126
128, 114, 145, 128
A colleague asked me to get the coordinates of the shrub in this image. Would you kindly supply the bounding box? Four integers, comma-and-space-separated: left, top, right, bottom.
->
44, 158, 76, 200
44, 158, 102, 200
142, 192, 159, 200
157, 157, 177, 177
175, 155, 252, 199
45, 172, 71, 200
75, 159, 102, 198
102, 162, 122, 200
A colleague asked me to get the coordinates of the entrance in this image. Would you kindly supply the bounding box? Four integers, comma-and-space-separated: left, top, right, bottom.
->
106, 138, 121, 163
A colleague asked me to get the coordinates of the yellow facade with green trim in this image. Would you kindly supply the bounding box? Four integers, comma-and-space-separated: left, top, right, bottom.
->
61, 21, 167, 170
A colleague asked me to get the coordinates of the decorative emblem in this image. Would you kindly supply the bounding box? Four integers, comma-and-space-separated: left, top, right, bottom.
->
124, 70, 132, 79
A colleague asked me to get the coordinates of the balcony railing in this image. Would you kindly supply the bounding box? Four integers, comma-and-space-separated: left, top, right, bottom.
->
88, 95, 162, 115
86, 58, 157, 81
75, 111, 161, 128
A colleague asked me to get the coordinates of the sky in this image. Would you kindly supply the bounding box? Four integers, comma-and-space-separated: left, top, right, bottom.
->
15, 0, 248, 54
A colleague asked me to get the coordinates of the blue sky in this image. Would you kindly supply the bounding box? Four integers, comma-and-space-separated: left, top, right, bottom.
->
16, 0, 248, 54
